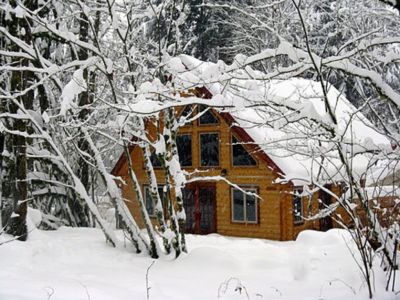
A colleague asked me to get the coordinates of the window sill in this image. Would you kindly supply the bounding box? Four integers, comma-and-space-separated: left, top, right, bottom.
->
180, 165, 193, 168
199, 166, 221, 169
231, 220, 259, 225
231, 164, 258, 168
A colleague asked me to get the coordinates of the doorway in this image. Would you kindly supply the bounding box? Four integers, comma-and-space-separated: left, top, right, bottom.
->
183, 184, 216, 234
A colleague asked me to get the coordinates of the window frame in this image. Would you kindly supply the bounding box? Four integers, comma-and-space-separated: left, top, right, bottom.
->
231, 187, 259, 224
199, 132, 220, 168
231, 134, 258, 167
293, 189, 304, 225
176, 133, 193, 168
197, 105, 220, 126
143, 185, 165, 217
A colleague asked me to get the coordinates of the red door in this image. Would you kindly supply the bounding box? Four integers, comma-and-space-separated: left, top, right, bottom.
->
183, 184, 216, 234
182, 188, 196, 233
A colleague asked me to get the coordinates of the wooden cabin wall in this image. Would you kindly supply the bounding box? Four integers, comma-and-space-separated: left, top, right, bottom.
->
290, 183, 347, 239
330, 185, 350, 229
114, 108, 308, 241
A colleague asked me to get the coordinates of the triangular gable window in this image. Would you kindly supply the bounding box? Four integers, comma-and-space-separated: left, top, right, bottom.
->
232, 135, 257, 166
199, 105, 219, 125
178, 105, 195, 126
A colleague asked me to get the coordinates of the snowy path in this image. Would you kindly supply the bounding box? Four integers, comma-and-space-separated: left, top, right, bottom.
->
0, 227, 396, 300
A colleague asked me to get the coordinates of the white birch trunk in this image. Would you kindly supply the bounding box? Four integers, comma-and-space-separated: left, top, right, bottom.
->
123, 139, 161, 258
82, 127, 147, 253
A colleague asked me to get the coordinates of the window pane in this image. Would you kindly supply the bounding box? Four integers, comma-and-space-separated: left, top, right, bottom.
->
233, 189, 244, 221
150, 151, 162, 167
183, 188, 195, 232
157, 187, 164, 200
232, 136, 257, 166
156, 186, 166, 216
199, 187, 215, 234
200, 133, 219, 166
199, 105, 218, 124
145, 187, 154, 215
246, 194, 256, 222
293, 193, 303, 223
146, 186, 166, 217
177, 135, 192, 167
157, 186, 165, 207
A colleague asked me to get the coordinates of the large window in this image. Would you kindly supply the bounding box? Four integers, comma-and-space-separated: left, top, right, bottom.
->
232, 135, 257, 166
231, 188, 258, 223
200, 133, 219, 167
293, 190, 303, 224
144, 186, 165, 216
199, 105, 219, 125
176, 134, 192, 167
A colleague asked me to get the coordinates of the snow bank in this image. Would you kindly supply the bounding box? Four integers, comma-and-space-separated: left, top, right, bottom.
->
0, 228, 397, 300
27, 208, 42, 227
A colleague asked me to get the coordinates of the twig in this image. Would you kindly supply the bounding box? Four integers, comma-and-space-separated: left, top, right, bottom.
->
319, 278, 356, 299
44, 287, 54, 300
218, 277, 250, 300
0, 228, 35, 246
146, 260, 156, 300
77, 282, 91, 300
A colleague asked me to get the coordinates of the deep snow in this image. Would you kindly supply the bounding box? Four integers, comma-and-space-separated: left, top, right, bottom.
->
0, 226, 398, 300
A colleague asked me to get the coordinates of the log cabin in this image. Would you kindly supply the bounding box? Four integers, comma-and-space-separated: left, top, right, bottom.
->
111, 103, 320, 241
111, 56, 392, 241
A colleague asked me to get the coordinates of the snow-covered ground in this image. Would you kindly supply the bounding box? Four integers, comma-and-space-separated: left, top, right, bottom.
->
0, 226, 398, 300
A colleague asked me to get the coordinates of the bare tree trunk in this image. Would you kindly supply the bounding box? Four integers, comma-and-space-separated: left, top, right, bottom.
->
0, 133, 4, 229
82, 128, 144, 253
5, 0, 35, 241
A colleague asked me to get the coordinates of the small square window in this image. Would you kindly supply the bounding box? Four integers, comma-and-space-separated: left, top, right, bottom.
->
231, 188, 258, 223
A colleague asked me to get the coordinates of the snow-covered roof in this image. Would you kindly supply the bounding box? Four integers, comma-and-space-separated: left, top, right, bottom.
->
351, 185, 400, 200
165, 55, 393, 186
